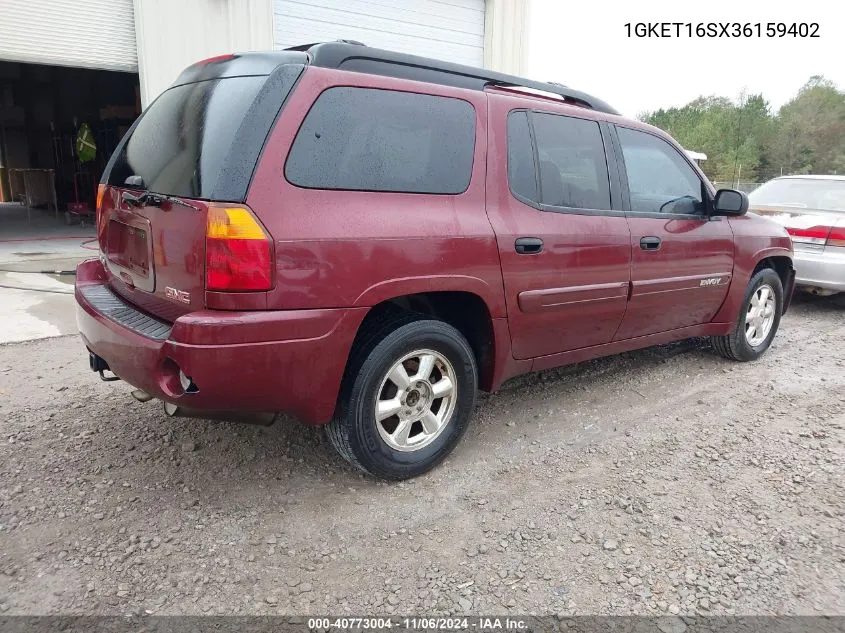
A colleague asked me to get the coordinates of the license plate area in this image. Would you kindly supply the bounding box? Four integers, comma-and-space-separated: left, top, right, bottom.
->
107, 219, 149, 275
105, 216, 155, 292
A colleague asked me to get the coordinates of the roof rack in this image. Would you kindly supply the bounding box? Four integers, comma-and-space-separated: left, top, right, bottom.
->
484, 82, 586, 105
287, 41, 619, 116
285, 39, 366, 51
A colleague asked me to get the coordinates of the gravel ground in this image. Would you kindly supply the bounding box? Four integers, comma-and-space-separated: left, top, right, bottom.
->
0, 294, 843, 616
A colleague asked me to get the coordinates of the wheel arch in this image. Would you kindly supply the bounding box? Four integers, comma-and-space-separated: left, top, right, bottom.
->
352, 275, 507, 317
751, 252, 795, 314
344, 290, 504, 395
752, 254, 793, 286
714, 247, 794, 323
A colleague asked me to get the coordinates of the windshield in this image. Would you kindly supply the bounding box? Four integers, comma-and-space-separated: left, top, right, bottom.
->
748, 178, 845, 213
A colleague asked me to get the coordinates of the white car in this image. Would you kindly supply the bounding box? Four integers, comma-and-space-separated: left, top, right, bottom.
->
749, 175, 845, 296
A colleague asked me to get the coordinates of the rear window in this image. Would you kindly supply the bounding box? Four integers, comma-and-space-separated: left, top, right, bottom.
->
749, 178, 845, 213
106, 76, 269, 199
285, 87, 476, 194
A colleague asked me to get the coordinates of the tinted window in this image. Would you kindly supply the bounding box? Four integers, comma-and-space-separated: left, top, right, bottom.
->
531, 113, 611, 210
107, 76, 268, 199
617, 127, 705, 214
507, 111, 538, 202
285, 87, 475, 194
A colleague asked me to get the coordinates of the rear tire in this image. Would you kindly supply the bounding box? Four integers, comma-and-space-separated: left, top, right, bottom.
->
327, 315, 478, 480
711, 267, 783, 361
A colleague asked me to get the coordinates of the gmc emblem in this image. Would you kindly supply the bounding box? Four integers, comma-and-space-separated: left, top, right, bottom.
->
165, 287, 191, 304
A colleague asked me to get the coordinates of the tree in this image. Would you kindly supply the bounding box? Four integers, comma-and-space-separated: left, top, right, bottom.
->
640, 77, 845, 183
768, 76, 845, 175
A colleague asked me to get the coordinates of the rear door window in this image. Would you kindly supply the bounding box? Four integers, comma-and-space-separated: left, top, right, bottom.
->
530, 112, 611, 211
285, 87, 476, 194
507, 111, 539, 203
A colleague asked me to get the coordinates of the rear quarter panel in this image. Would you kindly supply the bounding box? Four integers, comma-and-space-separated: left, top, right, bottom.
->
712, 212, 793, 324
246, 67, 506, 318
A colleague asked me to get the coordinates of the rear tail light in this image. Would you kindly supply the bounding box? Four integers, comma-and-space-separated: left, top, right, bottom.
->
786, 225, 832, 245
786, 224, 845, 247
827, 226, 845, 247
95, 184, 106, 226
205, 204, 273, 291
96, 184, 110, 248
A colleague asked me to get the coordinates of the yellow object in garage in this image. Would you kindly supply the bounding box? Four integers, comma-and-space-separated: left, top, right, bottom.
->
75, 122, 96, 163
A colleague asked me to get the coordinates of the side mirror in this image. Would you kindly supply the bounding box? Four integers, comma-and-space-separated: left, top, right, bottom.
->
124, 174, 146, 189
713, 189, 749, 216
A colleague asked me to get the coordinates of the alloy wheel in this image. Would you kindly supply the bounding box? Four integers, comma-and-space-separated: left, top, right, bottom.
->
374, 349, 457, 452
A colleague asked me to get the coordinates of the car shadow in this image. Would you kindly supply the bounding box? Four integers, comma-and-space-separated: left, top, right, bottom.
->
108, 294, 839, 497
789, 290, 845, 313
133, 336, 717, 489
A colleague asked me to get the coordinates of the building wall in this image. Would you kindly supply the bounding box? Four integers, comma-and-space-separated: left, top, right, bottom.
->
133, 0, 275, 107
273, 0, 486, 67
134, 0, 528, 108
484, 0, 529, 76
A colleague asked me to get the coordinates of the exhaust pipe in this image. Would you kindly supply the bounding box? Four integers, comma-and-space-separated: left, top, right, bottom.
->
162, 401, 277, 426
131, 389, 155, 403
806, 286, 837, 297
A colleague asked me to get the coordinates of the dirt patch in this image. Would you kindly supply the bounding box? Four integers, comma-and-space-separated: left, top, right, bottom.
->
0, 294, 843, 615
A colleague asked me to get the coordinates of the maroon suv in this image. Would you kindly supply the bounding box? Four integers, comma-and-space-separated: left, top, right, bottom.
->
76, 42, 795, 480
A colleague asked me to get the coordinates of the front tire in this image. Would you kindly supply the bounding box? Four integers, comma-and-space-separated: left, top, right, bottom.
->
711, 267, 783, 361
327, 316, 478, 480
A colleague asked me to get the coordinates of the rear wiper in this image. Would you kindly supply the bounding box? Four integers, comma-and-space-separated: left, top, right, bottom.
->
156, 194, 201, 211
121, 189, 200, 211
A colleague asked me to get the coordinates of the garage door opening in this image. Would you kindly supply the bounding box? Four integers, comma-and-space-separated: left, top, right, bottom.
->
0, 61, 140, 237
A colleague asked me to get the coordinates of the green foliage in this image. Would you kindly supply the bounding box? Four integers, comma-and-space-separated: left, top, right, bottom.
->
641, 77, 845, 183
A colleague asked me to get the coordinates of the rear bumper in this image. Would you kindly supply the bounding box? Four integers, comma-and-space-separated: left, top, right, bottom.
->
74, 258, 366, 424
794, 248, 845, 292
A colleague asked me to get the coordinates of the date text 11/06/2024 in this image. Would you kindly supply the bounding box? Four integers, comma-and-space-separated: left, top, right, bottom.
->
624, 22, 819, 38
307, 617, 528, 631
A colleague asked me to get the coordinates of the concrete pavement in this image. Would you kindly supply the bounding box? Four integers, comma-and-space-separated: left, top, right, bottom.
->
0, 203, 95, 344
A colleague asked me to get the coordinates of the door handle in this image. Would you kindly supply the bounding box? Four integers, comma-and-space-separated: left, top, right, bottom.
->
515, 237, 544, 254
640, 236, 662, 251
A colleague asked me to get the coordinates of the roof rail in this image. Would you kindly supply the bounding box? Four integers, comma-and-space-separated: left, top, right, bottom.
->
484, 81, 592, 108
284, 39, 366, 52
283, 42, 324, 52
286, 41, 619, 115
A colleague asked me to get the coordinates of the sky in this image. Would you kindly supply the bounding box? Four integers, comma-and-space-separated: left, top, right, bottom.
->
526, 0, 845, 119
